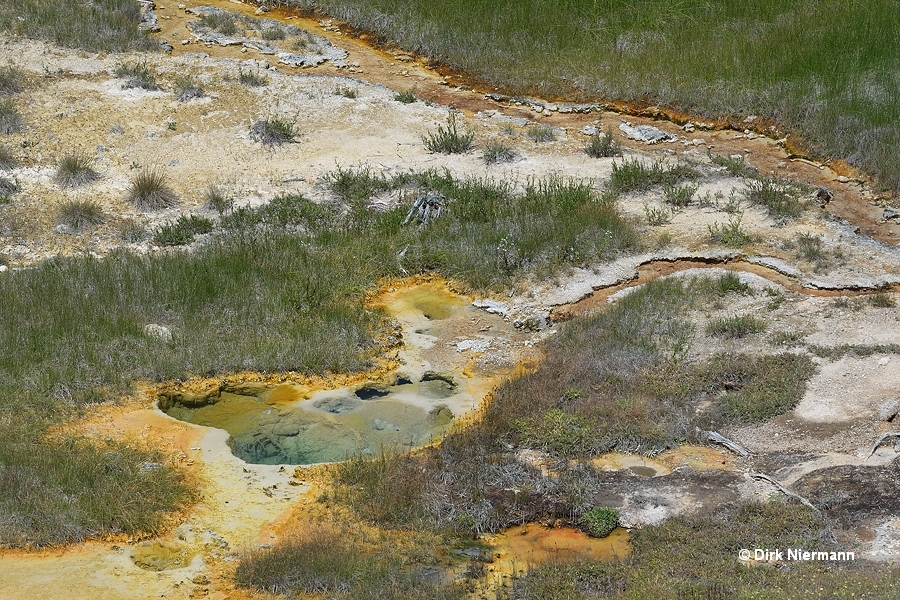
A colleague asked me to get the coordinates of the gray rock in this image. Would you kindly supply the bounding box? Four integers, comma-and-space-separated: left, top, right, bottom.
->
54, 224, 76, 235
883, 207, 900, 220
878, 400, 899, 422
619, 120, 678, 144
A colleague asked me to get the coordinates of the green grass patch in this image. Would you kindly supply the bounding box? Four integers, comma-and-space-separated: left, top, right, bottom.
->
0, 0, 157, 53
609, 158, 701, 194
289, 0, 900, 191
55, 152, 100, 187
58, 200, 105, 231
394, 90, 416, 103
516, 502, 898, 599
199, 12, 238, 36
423, 111, 474, 154
708, 215, 753, 247
203, 185, 233, 215
706, 314, 767, 338
235, 521, 464, 599
712, 153, 758, 179
744, 177, 804, 219
152, 215, 214, 247
174, 75, 205, 102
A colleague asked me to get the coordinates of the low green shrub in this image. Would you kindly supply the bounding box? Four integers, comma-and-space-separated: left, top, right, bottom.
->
153, 214, 213, 246
423, 112, 474, 154
174, 75, 204, 102
584, 129, 621, 158
394, 90, 416, 103
482, 140, 516, 164
609, 158, 701, 194
708, 216, 753, 247
203, 185, 233, 214
578, 507, 619, 538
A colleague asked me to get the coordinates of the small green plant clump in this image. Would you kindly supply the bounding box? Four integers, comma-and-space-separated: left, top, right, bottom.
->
526, 123, 556, 142
423, 111, 474, 154
711, 153, 759, 178
706, 314, 767, 338
745, 177, 804, 219
58, 200, 105, 231
199, 11, 238, 36
0, 145, 15, 169
204, 185, 233, 214
174, 75, 205, 102
114, 61, 159, 91
250, 117, 298, 147
394, 90, 416, 103
644, 203, 672, 226
152, 214, 214, 246
0, 64, 23, 95
663, 182, 699, 207
126, 168, 178, 210
55, 152, 100, 187
120, 220, 148, 243
868, 293, 896, 308
0, 174, 18, 197
261, 26, 286, 41
482, 140, 516, 164
238, 67, 268, 87
584, 129, 621, 158
708, 216, 753, 247
0, 98, 23, 134
334, 84, 358, 98
578, 507, 619, 538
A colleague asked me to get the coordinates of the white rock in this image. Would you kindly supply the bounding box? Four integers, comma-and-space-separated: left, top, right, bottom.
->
0, 265, 7, 273
878, 357, 890, 366
144, 324, 173, 343
837, 175, 849, 183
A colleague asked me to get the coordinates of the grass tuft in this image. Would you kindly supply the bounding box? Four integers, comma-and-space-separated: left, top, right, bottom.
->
126, 168, 178, 211
334, 84, 358, 98
114, 61, 159, 91
0, 65, 23, 95
0, 145, 15, 169
422, 111, 474, 154
584, 128, 621, 158
482, 140, 516, 164
0, 174, 18, 196
708, 216, 753, 247
250, 117, 298, 147
58, 200, 105, 231
526, 124, 556, 142
663, 182, 699, 207
0, 98, 23, 134
199, 12, 238, 35
712, 153, 758, 178
174, 75, 205, 102
394, 90, 416, 103
55, 152, 100, 187
204, 185, 233, 214
238, 67, 268, 87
